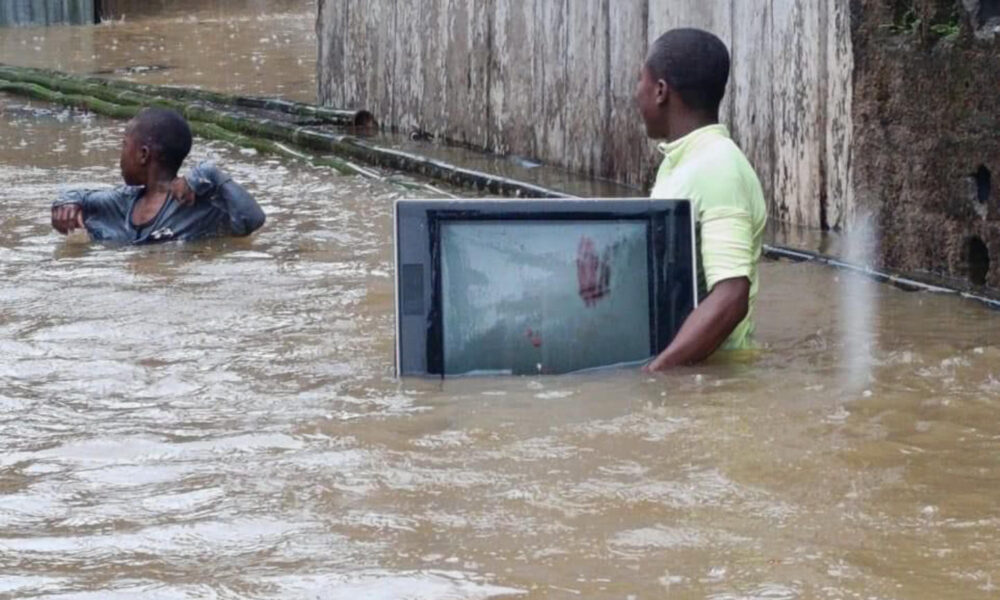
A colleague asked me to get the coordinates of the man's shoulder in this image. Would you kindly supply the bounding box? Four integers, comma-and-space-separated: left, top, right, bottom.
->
683, 138, 763, 208
686, 135, 753, 175
54, 185, 138, 208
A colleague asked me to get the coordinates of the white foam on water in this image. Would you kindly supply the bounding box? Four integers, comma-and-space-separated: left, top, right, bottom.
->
34, 582, 218, 600
0, 517, 318, 556
256, 570, 526, 600
707, 583, 800, 600
0, 576, 72, 596
608, 526, 711, 552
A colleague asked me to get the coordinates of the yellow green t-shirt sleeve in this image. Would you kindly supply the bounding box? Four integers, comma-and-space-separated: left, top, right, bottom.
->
694, 172, 755, 291
695, 175, 758, 350
700, 206, 754, 291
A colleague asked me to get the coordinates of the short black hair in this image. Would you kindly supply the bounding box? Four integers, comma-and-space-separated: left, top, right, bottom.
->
646, 28, 730, 117
129, 107, 193, 174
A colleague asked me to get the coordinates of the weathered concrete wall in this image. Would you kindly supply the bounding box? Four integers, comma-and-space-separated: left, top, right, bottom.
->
851, 0, 1000, 290
0, 0, 95, 26
317, 0, 855, 229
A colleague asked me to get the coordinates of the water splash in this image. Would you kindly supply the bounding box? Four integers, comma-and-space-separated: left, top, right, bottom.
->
840, 212, 878, 393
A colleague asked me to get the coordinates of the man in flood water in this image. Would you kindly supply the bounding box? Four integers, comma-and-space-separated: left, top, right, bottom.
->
636, 28, 767, 371
50, 107, 265, 244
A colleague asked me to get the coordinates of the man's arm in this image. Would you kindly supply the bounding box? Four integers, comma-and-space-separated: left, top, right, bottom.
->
646, 196, 756, 371
181, 162, 266, 236
51, 203, 84, 234
51, 189, 127, 235
644, 277, 750, 371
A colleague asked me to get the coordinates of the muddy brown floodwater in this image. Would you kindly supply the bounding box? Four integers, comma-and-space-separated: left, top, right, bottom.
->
2, 2, 1000, 599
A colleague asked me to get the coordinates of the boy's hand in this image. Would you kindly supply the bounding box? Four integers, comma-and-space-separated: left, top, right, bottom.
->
170, 177, 197, 206
51, 204, 84, 235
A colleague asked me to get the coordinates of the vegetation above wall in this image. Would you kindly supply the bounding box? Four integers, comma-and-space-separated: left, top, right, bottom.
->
881, 0, 998, 44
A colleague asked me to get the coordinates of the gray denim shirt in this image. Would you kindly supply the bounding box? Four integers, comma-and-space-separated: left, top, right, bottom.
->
53, 161, 266, 244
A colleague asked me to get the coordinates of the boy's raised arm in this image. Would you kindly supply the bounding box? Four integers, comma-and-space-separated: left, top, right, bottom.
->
183, 161, 265, 236
51, 188, 128, 235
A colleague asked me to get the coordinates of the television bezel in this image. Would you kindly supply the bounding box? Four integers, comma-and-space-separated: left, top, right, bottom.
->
394, 198, 698, 377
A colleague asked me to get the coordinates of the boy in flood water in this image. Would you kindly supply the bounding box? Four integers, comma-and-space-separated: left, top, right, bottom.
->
51, 107, 265, 244
635, 29, 767, 371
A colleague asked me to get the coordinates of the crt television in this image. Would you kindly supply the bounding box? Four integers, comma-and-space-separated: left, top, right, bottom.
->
394, 199, 697, 377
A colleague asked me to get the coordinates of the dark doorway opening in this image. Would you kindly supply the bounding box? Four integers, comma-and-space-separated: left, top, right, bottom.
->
974, 165, 992, 206
967, 236, 991, 286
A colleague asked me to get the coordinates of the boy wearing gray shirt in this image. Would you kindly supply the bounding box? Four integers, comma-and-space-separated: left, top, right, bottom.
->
51, 107, 265, 244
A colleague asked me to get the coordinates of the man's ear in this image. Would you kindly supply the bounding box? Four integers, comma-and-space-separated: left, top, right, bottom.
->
138, 145, 151, 166
655, 78, 670, 107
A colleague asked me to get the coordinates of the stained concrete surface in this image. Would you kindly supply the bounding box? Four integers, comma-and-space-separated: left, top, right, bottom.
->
852, 0, 1000, 291
317, 0, 855, 233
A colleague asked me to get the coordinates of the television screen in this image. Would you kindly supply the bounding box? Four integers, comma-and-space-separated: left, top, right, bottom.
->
395, 199, 695, 377
440, 220, 651, 375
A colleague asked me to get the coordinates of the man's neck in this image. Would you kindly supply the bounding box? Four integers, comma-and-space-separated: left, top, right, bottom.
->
666, 113, 718, 143
135, 179, 172, 209
132, 173, 175, 227
135, 165, 177, 204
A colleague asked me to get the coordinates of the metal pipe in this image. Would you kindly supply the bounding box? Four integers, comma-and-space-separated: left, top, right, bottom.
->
763, 244, 1000, 310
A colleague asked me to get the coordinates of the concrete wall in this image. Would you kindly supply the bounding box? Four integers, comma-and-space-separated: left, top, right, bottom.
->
317, 0, 854, 229
0, 0, 95, 25
851, 0, 1000, 290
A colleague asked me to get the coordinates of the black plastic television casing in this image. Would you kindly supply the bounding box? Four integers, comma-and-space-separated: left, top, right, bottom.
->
394, 199, 698, 377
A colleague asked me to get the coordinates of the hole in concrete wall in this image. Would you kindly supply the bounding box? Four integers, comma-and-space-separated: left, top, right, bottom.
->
967, 236, 990, 286
974, 164, 992, 205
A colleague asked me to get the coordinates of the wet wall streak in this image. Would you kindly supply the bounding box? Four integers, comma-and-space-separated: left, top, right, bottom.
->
317, 0, 856, 231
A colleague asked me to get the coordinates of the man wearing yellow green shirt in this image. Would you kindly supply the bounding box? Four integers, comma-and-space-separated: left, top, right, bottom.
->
636, 28, 768, 371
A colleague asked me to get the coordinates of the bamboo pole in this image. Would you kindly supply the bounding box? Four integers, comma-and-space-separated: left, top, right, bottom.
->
0, 77, 452, 196
0, 66, 569, 198
0, 80, 141, 119
188, 121, 357, 176
0, 63, 376, 128
189, 121, 444, 195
